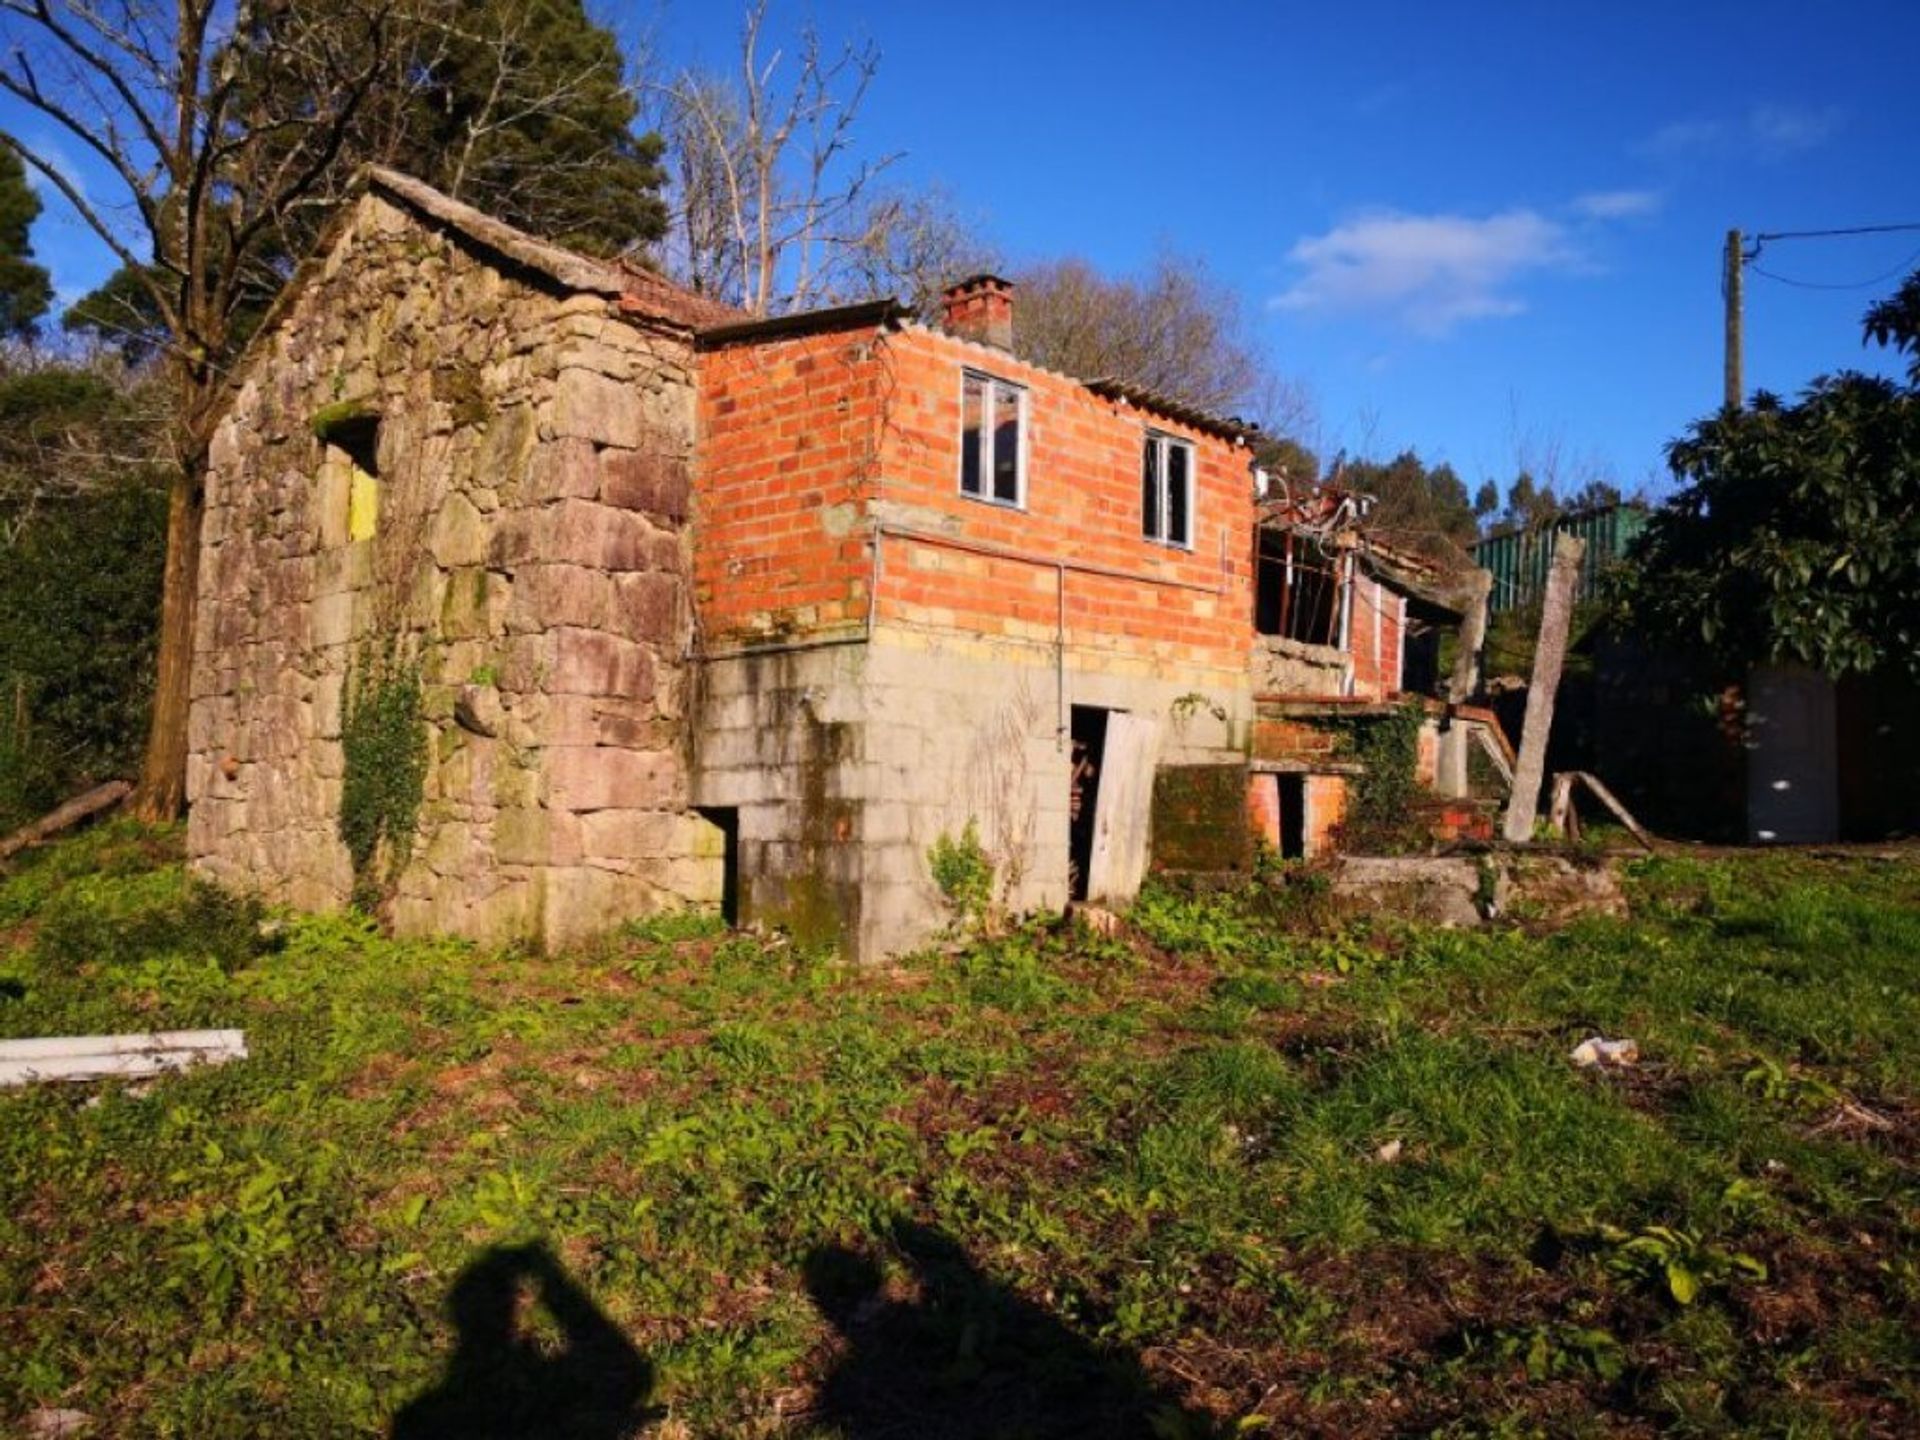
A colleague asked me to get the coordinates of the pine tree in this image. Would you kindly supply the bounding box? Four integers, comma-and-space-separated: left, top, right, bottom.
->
0, 141, 53, 341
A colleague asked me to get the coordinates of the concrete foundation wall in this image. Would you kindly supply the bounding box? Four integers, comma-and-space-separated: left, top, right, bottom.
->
693, 625, 1249, 961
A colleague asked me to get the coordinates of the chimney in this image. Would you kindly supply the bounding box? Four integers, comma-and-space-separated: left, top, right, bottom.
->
940, 273, 1015, 351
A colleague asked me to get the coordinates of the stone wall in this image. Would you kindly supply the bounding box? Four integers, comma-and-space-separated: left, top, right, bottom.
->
188, 189, 720, 948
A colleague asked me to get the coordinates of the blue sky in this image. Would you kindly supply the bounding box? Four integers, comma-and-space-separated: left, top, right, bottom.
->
8, 1, 1918, 497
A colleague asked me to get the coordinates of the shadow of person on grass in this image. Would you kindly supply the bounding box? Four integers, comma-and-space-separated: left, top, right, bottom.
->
391, 1241, 655, 1440
804, 1219, 1212, 1439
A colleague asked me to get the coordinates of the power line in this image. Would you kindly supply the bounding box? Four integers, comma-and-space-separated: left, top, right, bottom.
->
1749, 244, 1920, 292
1750, 221, 1920, 246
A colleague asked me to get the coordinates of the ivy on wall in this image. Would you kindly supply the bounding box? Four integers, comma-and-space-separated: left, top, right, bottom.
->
1332, 700, 1425, 852
339, 640, 428, 911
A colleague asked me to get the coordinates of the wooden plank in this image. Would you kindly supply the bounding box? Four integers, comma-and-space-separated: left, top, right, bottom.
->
0, 1029, 245, 1062
1470, 723, 1514, 788
1573, 772, 1657, 851
0, 781, 132, 863
1548, 772, 1576, 839
0, 1030, 247, 1087
1502, 535, 1587, 843
1086, 712, 1160, 905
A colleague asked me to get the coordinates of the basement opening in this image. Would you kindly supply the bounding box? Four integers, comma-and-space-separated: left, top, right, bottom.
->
1277, 774, 1307, 860
1067, 705, 1109, 902
696, 806, 740, 926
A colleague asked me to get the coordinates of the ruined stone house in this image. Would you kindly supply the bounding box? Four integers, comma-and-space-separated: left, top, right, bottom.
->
188, 168, 1495, 961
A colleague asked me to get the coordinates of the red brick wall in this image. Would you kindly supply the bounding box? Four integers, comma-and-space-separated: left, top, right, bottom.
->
1348, 575, 1408, 699
869, 328, 1255, 675
693, 325, 885, 644
696, 321, 1262, 675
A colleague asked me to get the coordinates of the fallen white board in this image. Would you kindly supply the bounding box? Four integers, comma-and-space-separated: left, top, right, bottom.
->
0, 1029, 246, 1087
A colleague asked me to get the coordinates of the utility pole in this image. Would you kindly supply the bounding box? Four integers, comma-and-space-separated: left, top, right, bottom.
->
1724, 228, 1744, 411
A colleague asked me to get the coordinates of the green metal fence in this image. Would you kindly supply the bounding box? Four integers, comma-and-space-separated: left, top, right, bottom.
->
1469, 504, 1649, 614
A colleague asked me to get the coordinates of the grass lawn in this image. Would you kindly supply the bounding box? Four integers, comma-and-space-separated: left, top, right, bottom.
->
1, 825, 1917, 1437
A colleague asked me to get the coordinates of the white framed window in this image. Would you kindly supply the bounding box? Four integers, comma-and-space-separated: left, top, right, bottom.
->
1142, 430, 1194, 548
959, 369, 1025, 508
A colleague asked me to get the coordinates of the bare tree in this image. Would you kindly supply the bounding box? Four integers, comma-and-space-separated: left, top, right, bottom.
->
1012, 250, 1307, 429
0, 0, 410, 817
655, 0, 913, 315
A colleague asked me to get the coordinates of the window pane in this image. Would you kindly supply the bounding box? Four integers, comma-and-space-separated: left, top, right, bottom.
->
960, 373, 983, 495
992, 381, 1020, 502
1141, 437, 1161, 539
1167, 440, 1190, 545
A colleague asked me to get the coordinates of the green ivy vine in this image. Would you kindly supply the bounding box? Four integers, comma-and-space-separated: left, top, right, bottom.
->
339, 639, 428, 911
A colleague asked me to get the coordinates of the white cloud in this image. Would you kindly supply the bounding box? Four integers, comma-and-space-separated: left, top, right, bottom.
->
1641, 106, 1843, 160
1748, 103, 1843, 154
1641, 118, 1724, 157
1272, 208, 1580, 336
1572, 188, 1661, 220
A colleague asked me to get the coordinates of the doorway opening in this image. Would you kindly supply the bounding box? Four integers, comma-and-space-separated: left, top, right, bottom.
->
1067, 705, 1109, 901
1277, 774, 1306, 860
696, 806, 740, 925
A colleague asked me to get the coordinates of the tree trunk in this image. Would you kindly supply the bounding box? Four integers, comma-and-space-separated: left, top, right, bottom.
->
131, 459, 205, 821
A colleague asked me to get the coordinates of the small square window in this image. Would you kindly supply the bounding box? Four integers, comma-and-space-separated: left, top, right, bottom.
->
316, 411, 381, 543
1142, 431, 1193, 548
959, 370, 1025, 508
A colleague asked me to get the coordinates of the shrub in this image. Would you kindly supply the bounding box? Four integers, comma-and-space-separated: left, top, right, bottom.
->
0, 406, 167, 829
31, 873, 265, 975
927, 820, 994, 933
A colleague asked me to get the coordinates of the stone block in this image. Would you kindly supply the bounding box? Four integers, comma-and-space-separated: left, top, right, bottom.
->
581, 808, 679, 861
549, 367, 642, 448
547, 746, 684, 812
549, 627, 655, 700
429, 492, 489, 568
543, 499, 657, 573
601, 450, 690, 522
539, 865, 655, 949
491, 806, 548, 867
525, 436, 600, 504
487, 509, 541, 569
609, 572, 681, 643
506, 563, 613, 633
440, 567, 498, 640
311, 590, 357, 649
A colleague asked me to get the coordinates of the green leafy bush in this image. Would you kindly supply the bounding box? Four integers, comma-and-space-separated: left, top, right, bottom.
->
31, 873, 265, 975
927, 819, 994, 933
0, 367, 168, 829
1332, 700, 1426, 851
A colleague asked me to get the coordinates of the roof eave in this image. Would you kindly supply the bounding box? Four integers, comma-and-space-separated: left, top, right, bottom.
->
695, 298, 908, 349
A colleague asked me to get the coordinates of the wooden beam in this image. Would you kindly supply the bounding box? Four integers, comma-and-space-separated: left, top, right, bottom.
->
1573, 771, 1657, 851
0, 1030, 247, 1087
1502, 534, 1586, 843
0, 781, 132, 863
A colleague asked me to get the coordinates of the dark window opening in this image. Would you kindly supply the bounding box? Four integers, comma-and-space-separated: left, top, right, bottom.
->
1068, 705, 1110, 902
1256, 531, 1341, 646
326, 414, 380, 477
697, 806, 740, 927
960, 370, 1023, 506
1402, 611, 1444, 696
1278, 774, 1306, 860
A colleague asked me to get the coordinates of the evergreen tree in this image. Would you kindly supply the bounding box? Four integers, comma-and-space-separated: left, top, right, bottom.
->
0, 141, 53, 341
1620, 271, 1920, 681
66, 0, 668, 353
408, 0, 667, 257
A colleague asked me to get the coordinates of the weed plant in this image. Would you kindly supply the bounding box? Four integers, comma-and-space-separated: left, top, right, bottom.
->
0, 831, 1914, 1435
